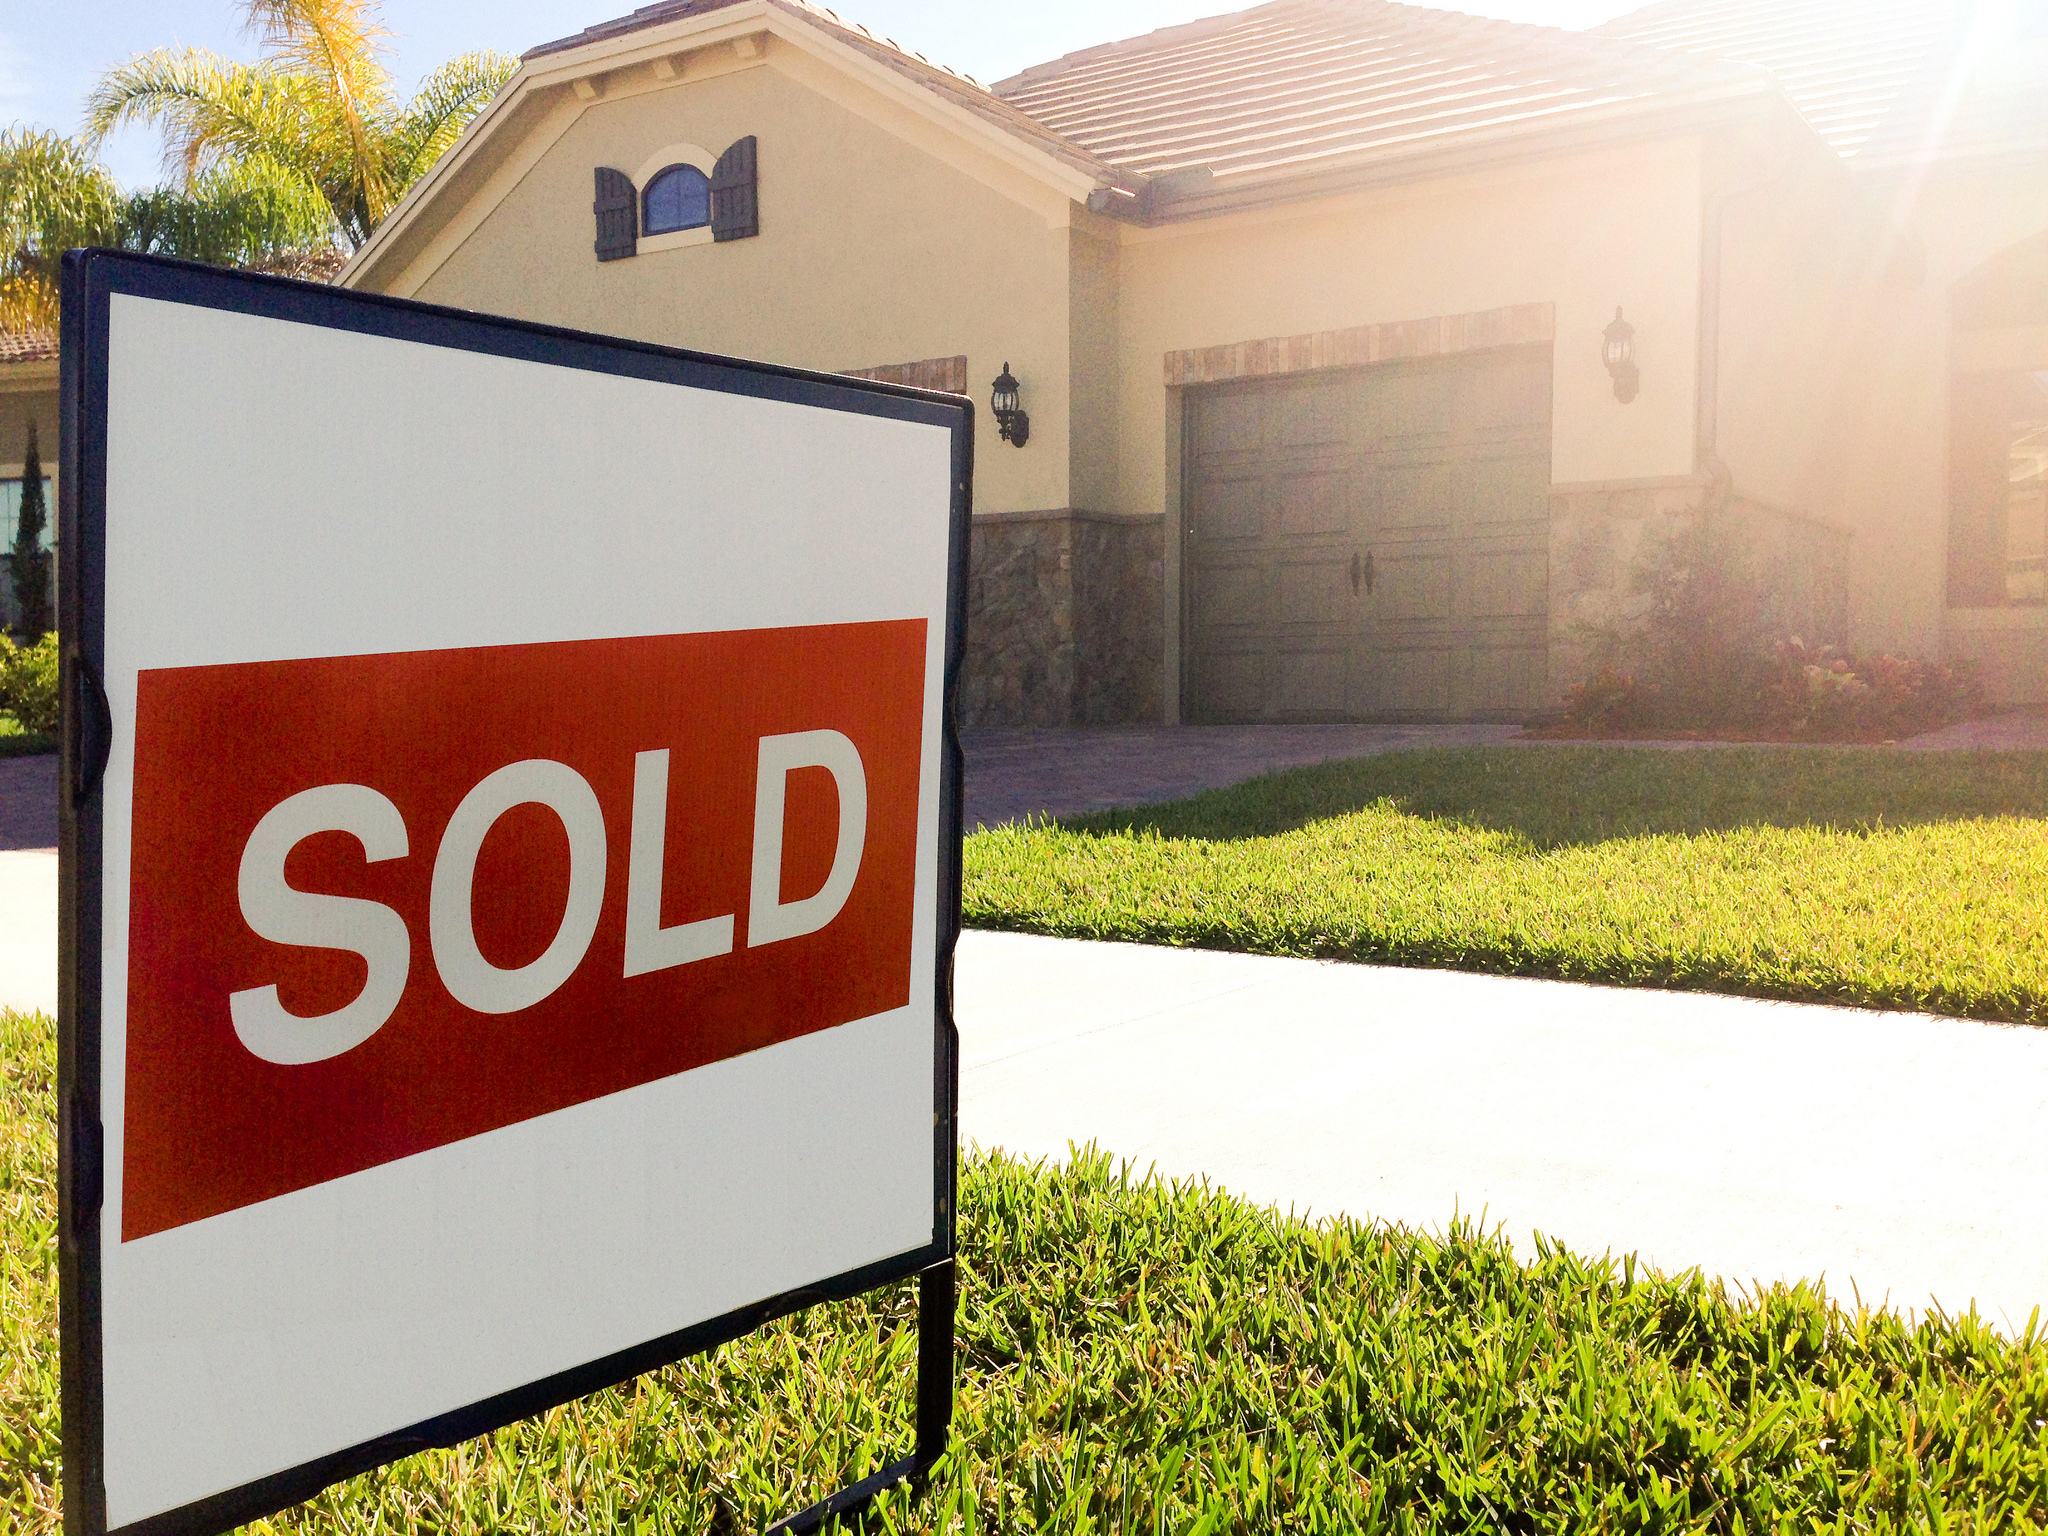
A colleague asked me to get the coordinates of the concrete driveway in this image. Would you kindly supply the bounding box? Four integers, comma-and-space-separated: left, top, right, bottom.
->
961, 723, 1521, 828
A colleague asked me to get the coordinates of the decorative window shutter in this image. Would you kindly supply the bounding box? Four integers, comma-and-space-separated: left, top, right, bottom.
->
593, 167, 638, 261
710, 137, 759, 242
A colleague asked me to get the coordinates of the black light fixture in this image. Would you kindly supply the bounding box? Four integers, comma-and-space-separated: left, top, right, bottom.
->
991, 361, 1030, 446
1602, 306, 1639, 404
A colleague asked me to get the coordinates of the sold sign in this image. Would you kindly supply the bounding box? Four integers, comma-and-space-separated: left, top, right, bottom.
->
122, 620, 926, 1240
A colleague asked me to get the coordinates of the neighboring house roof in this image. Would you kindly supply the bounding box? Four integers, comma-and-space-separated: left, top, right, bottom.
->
248, 248, 350, 284
0, 331, 58, 366
1594, 0, 2048, 166
0, 255, 339, 372
990, 0, 1768, 189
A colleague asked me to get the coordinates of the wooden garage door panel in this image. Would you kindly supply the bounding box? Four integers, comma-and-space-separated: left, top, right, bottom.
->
1278, 557, 1354, 625
1195, 389, 1262, 456
1466, 353, 1552, 431
1367, 462, 1456, 532
1459, 546, 1548, 618
1465, 455, 1549, 527
1200, 650, 1266, 718
1196, 561, 1269, 629
1459, 644, 1549, 715
1190, 469, 1266, 541
1364, 368, 1456, 439
1276, 468, 1353, 535
1273, 647, 1350, 716
1376, 553, 1451, 621
1277, 379, 1353, 446
1185, 346, 1553, 724
1376, 648, 1453, 714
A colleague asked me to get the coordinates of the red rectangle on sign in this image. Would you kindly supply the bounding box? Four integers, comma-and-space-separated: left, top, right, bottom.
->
123, 621, 928, 1240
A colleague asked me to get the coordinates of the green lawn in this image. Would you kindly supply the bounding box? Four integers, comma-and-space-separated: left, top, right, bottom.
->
964, 746, 2048, 1026
5, 1007, 2047, 1531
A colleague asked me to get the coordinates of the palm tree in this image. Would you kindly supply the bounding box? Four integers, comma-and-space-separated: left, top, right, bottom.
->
86, 0, 516, 252
0, 125, 332, 335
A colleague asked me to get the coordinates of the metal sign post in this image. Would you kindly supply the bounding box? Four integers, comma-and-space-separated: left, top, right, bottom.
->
57, 250, 967, 1536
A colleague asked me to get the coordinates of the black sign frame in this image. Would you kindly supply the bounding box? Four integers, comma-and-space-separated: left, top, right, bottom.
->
57, 249, 967, 1536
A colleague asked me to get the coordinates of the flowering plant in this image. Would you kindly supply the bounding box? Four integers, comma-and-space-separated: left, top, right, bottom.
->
1557, 636, 1981, 741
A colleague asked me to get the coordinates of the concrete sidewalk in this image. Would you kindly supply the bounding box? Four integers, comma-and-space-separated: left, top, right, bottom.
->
956, 930, 2048, 1330
0, 850, 55, 1015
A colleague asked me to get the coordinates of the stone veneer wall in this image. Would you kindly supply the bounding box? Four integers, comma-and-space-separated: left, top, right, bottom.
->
959, 509, 1164, 727
1548, 477, 1851, 701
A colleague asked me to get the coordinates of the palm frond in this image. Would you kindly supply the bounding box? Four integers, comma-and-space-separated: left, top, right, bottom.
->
83, 54, 379, 243
240, 0, 397, 224
0, 127, 124, 332
84, 50, 289, 183
120, 158, 337, 266
384, 51, 516, 189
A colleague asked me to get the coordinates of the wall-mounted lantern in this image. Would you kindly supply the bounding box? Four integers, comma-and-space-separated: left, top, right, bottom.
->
1602, 306, 1639, 404
991, 362, 1030, 446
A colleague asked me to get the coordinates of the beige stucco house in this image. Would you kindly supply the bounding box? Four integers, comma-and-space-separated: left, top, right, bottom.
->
11, 0, 2045, 723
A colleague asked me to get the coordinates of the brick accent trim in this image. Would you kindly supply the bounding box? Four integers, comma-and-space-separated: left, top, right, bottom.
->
1163, 302, 1555, 387
842, 354, 968, 394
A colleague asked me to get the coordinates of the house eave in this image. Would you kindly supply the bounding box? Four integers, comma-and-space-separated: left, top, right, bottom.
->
1102, 76, 1783, 230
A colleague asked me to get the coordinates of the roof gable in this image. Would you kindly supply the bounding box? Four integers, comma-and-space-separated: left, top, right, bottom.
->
525, 0, 1125, 186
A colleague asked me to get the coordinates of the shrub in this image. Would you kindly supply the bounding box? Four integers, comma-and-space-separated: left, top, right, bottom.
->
1557, 506, 1984, 741
1560, 638, 1982, 741
0, 631, 58, 734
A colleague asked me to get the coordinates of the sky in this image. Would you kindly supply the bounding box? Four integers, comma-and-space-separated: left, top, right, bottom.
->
2, 0, 1643, 191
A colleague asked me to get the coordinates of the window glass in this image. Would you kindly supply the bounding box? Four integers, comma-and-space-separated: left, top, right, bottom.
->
1, 477, 55, 635
1949, 370, 2048, 605
1, 479, 54, 551
641, 165, 711, 236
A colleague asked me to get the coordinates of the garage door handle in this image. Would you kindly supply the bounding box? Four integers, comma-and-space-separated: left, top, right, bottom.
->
1352, 551, 1374, 595
1350, 551, 1360, 594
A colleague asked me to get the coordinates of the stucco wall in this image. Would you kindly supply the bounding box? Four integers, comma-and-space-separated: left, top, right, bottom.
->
1828, 158, 2048, 670
1114, 136, 1706, 532
1068, 220, 1120, 514
0, 379, 55, 473
1710, 130, 1874, 515
403, 48, 1075, 516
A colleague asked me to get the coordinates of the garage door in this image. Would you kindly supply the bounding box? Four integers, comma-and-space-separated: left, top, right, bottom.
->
1183, 346, 1552, 723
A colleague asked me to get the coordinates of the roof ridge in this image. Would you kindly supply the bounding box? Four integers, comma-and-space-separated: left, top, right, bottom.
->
527, 0, 993, 90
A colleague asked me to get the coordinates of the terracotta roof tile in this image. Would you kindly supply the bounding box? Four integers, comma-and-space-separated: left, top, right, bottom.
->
0, 330, 58, 365
1594, 0, 2048, 164
990, 0, 1766, 186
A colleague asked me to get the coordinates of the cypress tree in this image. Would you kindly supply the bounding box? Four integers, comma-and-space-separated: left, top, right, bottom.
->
8, 422, 52, 640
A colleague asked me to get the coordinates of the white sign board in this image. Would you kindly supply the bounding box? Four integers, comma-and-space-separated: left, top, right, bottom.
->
57, 251, 967, 1536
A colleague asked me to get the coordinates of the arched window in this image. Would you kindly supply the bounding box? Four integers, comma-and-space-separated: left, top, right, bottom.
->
642, 164, 710, 236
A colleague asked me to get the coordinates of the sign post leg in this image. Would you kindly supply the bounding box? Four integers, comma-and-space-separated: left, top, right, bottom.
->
764, 1257, 957, 1534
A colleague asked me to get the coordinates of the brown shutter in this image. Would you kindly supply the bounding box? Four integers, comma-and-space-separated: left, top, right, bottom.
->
710, 137, 758, 242
593, 167, 638, 261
